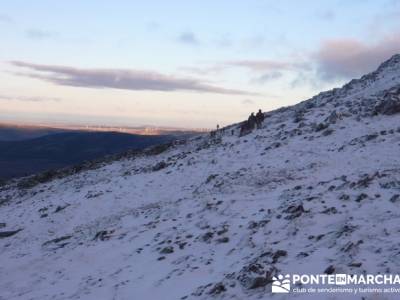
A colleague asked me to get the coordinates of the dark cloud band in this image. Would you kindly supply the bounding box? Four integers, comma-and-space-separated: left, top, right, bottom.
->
10, 61, 256, 96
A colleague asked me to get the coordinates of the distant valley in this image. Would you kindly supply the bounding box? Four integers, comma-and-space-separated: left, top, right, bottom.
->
0, 124, 194, 180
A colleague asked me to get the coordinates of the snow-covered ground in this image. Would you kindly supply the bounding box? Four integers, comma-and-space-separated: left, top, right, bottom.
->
1, 54, 400, 300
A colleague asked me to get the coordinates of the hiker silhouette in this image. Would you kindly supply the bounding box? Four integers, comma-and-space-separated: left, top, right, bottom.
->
248, 113, 256, 130
256, 109, 264, 129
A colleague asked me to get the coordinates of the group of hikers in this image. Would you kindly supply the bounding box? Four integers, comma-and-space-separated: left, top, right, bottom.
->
248, 109, 265, 129
239, 109, 265, 136
210, 109, 265, 138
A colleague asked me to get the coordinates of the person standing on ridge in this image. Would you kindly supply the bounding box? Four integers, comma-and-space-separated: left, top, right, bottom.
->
256, 109, 264, 129
248, 112, 257, 130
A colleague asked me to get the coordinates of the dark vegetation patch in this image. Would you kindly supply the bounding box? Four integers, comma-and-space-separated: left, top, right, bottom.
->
0, 131, 182, 182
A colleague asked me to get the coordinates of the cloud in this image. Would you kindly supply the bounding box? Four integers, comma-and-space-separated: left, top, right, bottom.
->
0, 94, 61, 102
181, 58, 310, 77
177, 32, 200, 45
242, 99, 255, 105
25, 29, 57, 40
314, 33, 400, 81
146, 21, 160, 32
242, 35, 266, 49
0, 13, 13, 23
179, 65, 226, 76
225, 59, 310, 72
10, 61, 256, 96
251, 71, 283, 84
214, 34, 233, 48
317, 10, 335, 21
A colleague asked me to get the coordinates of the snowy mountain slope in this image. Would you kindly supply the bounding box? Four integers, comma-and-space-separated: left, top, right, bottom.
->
1, 54, 400, 300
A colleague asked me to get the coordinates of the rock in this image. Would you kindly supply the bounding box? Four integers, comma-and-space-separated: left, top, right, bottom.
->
208, 282, 226, 295
54, 204, 70, 213
374, 89, 400, 115
152, 161, 167, 171
247, 220, 269, 230
355, 193, 368, 202
42, 235, 72, 246
201, 232, 214, 242
284, 204, 305, 214
265, 142, 281, 151
0, 229, 22, 239
192, 283, 213, 297
390, 194, 400, 203
341, 240, 363, 252
38, 207, 48, 213
380, 180, 400, 189
0, 223, 5, 228
216, 225, 228, 235
324, 265, 335, 274
321, 207, 338, 214
322, 128, 334, 136
315, 123, 329, 132
248, 277, 269, 289
355, 173, 377, 188
293, 110, 305, 123
297, 252, 309, 258
216, 237, 229, 243
336, 224, 357, 238
272, 250, 287, 263
0, 196, 11, 206
365, 134, 378, 141
348, 262, 362, 268
85, 191, 104, 199
42, 235, 72, 250
284, 204, 306, 219
160, 246, 174, 254
178, 242, 187, 249
237, 264, 277, 290
325, 110, 339, 124
206, 174, 218, 183
340, 194, 350, 201
93, 230, 115, 241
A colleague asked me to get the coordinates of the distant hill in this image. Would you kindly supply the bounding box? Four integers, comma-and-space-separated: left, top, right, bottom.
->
0, 124, 67, 141
0, 131, 177, 180
0, 123, 205, 141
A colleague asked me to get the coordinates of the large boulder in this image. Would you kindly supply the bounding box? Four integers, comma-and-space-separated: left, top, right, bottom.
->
237, 263, 277, 289
374, 87, 400, 115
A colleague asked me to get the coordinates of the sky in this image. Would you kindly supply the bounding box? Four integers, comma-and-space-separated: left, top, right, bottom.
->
1, 0, 400, 128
